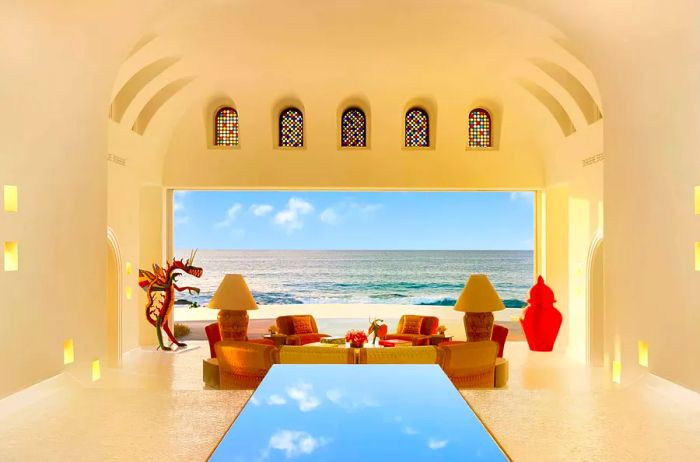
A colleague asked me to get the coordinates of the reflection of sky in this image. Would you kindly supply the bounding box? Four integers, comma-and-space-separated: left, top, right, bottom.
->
210, 365, 507, 461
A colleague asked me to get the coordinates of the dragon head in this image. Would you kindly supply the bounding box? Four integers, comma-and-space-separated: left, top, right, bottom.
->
171, 249, 203, 279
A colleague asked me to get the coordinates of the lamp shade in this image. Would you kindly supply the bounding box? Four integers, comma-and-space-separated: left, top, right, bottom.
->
454, 274, 505, 313
208, 274, 258, 311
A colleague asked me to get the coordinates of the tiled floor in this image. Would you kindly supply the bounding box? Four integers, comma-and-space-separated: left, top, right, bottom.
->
1, 341, 699, 461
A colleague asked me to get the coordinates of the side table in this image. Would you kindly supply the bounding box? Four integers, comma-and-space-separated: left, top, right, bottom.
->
429, 335, 453, 346
264, 334, 288, 347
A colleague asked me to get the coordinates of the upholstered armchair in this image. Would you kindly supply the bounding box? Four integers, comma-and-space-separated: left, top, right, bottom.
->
275, 315, 330, 345
383, 315, 439, 346
215, 340, 280, 389
204, 322, 273, 358
437, 340, 498, 388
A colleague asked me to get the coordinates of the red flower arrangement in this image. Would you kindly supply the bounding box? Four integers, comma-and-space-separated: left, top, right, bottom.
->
345, 330, 368, 347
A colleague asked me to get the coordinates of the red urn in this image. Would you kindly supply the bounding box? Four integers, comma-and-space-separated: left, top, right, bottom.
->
520, 276, 562, 352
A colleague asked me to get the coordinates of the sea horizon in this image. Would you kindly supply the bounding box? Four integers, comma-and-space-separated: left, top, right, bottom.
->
173, 249, 533, 308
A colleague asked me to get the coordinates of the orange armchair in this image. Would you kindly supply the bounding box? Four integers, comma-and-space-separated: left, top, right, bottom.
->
215, 340, 279, 389
276, 315, 331, 345
437, 340, 498, 388
383, 315, 439, 346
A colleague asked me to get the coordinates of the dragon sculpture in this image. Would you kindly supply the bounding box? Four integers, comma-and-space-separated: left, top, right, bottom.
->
138, 250, 203, 351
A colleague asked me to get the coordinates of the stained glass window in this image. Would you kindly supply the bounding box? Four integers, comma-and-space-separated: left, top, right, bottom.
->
279, 108, 304, 147
341, 108, 367, 147
215, 107, 239, 146
468, 108, 491, 148
405, 108, 429, 147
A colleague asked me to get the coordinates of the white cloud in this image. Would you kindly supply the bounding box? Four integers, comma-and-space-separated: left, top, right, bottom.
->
268, 430, 328, 458
287, 382, 320, 412
428, 438, 448, 449
215, 203, 243, 228
251, 204, 274, 216
510, 192, 534, 204
267, 394, 286, 406
173, 191, 189, 225
357, 203, 383, 215
403, 426, 419, 435
319, 208, 338, 225
274, 198, 314, 233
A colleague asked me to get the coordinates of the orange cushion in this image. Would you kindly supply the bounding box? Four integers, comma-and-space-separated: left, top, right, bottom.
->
400, 315, 423, 335
292, 316, 314, 334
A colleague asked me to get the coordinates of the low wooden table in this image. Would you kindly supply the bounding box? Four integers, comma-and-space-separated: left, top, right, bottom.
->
263, 334, 287, 347
429, 335, 453, 345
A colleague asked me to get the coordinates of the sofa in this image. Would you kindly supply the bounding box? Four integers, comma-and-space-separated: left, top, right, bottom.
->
275, 315, 331, 345
382, 315, 439, 346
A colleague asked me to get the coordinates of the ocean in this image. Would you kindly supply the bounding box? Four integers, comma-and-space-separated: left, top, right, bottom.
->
172, 250, 533, 308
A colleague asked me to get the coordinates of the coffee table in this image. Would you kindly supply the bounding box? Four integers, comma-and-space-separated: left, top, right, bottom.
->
209, 365, 509, 461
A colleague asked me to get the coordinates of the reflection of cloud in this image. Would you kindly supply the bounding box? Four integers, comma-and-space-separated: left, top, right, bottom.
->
267, 394, 286, 405
249, 396, 260, 406
510, 192, 534, 204
173, 191, 189, 225
325, 388, 378, 411
428, 438, 448, 449
216, 203, 243, 228
251, 204, 274, 216
403, 426, 419, 435
287, 382, 320, 412
274, 198, 314, 233
268, 430, 328, 458
319, 208, 338, 225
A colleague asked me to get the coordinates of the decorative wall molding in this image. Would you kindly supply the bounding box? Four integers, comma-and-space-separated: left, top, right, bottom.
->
582, 153, 604, 167
107, 153, 127, 166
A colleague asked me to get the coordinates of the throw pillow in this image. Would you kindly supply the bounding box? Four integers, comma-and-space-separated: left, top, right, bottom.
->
400, 315, 423, 335
292, 316, 314, 334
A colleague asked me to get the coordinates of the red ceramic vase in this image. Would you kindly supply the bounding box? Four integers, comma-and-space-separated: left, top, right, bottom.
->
520, 276, 562, 352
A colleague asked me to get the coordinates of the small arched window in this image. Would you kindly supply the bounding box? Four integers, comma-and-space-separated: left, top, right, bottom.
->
279, 107, 304, 147
405, 107, 429, 147
468, 108, 492, 148
215, 107, 239, 146
341, 108, 367, 147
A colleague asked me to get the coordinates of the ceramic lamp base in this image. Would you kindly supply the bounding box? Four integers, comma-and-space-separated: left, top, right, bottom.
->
218, 310, 249, 341
464, 312, 494, 342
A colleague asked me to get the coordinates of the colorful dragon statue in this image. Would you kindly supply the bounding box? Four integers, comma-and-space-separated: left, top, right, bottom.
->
138, 250, 203, 351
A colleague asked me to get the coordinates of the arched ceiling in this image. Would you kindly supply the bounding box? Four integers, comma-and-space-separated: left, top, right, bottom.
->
109, 0, 602, 147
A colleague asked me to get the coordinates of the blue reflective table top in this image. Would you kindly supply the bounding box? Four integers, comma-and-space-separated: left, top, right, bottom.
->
210, 364, 508, 461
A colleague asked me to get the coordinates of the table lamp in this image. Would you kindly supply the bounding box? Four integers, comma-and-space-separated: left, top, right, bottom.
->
208, 274, 258, 341
454, 274, 505, 341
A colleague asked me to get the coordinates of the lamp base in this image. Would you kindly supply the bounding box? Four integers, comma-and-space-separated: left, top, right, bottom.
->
463, 312, 494, 342
218, 310, 249, 341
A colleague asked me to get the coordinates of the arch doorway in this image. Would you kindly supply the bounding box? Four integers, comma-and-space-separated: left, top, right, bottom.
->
587, 237, 604, 366
106, 229, 123, 367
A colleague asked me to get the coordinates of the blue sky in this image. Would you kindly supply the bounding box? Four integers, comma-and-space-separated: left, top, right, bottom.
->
173, 191, 534, 250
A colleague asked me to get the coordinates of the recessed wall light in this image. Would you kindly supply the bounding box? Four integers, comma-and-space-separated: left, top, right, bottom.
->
3, 185, 18, 212
638, 341, 649, 367
126, 262, 132, 275
4, 242, 18, 271
612, 360, 622, 384
92, 360, 101, 381
125, 286, 132, 300
64, 339, 75, 365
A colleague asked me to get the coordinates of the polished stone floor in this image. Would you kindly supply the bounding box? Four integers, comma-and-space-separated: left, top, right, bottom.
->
1, 341, 699, 461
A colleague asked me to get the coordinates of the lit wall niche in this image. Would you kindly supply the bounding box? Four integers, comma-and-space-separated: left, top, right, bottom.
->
638, 341, 649, 367
3, 185, 18, 212
695, 243, 700, 271
125, 286, 133, 300
92, 360, 101, 381
126, 262, 132, 275
64, 339, 75, 365
612, 360, 622, 384
4, 241, 18, 271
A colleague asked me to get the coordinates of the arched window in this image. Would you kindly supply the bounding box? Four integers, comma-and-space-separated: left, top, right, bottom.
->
279, 107, 304, 147
215, 107, 239, 146
341, 107, 367, 147
468, 108, 492, 148
405, 107, 429, 147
